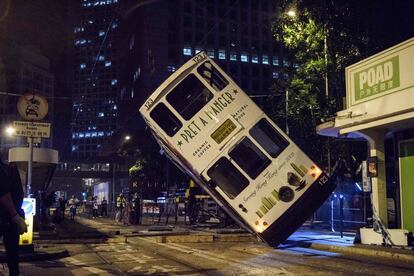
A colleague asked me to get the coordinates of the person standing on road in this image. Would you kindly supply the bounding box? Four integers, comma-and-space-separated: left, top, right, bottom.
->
92, 196, 99, 218
68, 195, 79, 220
115, 193, 126, 223
0, 159, 27, 276
101, 196, 108, 217
132, 192, 141, 225
58, 195, 66, 220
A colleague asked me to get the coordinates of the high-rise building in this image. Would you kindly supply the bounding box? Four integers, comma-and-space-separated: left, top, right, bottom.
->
70, 0, 120, 159
118, 0, 290, 129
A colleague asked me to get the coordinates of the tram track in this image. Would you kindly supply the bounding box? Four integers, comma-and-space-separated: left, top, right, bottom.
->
127, 237, 414, 275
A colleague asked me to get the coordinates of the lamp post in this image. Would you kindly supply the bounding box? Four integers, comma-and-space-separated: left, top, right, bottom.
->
285, 9, 296, 136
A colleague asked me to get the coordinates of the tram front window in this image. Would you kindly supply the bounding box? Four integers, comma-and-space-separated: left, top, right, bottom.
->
250, 118, 289, 158
229, 137, 271, 179
150, 102, 182, 137
167, 73, 213, 120
207, 157, 249, 199
197, 61, 229, 91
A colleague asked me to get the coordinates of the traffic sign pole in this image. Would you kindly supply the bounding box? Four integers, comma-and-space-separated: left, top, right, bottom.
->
27, 136, 33, 196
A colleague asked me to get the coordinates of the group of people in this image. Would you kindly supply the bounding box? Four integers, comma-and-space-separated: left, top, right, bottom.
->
115, 192, 141, 225
59, 195, 109, 220
55, 194, 80, 221
54, 192, 139, 223
90, 196, 108, 218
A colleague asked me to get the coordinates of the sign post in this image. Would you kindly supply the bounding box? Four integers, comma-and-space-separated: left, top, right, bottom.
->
12, 93, 50, 251
16, 93, 49, 196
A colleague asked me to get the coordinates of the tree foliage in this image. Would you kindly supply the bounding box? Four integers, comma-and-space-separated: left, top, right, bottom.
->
270, 0, 367, 164
126, 128, 186, 197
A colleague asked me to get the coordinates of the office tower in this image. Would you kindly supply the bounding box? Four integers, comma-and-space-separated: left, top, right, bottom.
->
118, 0, 290, 129
70, 0, 120, 159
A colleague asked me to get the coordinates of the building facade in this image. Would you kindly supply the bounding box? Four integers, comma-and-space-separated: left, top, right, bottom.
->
118, 0, 291, 129
70, 0, 120, 159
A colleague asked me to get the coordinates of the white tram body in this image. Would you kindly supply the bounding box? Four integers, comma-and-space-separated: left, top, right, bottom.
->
139, 52, 335, 246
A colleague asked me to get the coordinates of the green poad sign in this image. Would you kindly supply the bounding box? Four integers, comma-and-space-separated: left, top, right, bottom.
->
354, 56, 400, 102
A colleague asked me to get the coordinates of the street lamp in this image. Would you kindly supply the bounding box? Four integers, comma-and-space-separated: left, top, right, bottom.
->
287, 9, 296, 18
125, 135, 131, 141
5, 126, 15, 137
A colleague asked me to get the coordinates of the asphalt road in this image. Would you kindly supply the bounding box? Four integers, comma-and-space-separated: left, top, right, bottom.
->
13, 236, 414, 275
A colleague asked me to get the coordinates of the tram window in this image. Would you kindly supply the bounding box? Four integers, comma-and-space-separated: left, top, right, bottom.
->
207, 157, 249, 199
250, 118, 289, 158
150, 102, 182, 137
197, 61, 229, 91
229, 137, 271, 179
166, 73, 213, 120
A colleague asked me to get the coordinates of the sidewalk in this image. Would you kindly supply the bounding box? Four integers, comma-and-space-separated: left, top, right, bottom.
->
285, 228, 414, 263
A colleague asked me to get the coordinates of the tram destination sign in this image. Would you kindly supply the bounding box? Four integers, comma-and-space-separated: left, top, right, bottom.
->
12, 121, 51, 138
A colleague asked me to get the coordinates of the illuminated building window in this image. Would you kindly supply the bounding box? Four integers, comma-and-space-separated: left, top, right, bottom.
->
252, 55, 259, 64
262, 55, 269, 65
74, 39, 87, 46
195, 47, 203, 54
111, 79, 117, 85
98, 55, 105, 61
230, 52, 237, 61
218, 49, 226, 60
105, 61, 112, 67
272, 57, 279, 66
99, 31, 105, 36
207, 49, 215, 58
283, 59, 289, 67
272, 72, 279, 79
241, 52, 248, 62
80, 63, 86, 69
183, 47, 192, 56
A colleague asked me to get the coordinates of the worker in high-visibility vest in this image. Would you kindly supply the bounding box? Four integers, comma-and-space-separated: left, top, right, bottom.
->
115, 193, 126, 223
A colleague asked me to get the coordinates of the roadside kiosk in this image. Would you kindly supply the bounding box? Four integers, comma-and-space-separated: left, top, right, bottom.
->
318, 38, 414, 246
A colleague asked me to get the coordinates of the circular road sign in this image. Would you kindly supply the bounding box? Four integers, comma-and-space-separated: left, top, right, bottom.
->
17, 93, 49, 121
